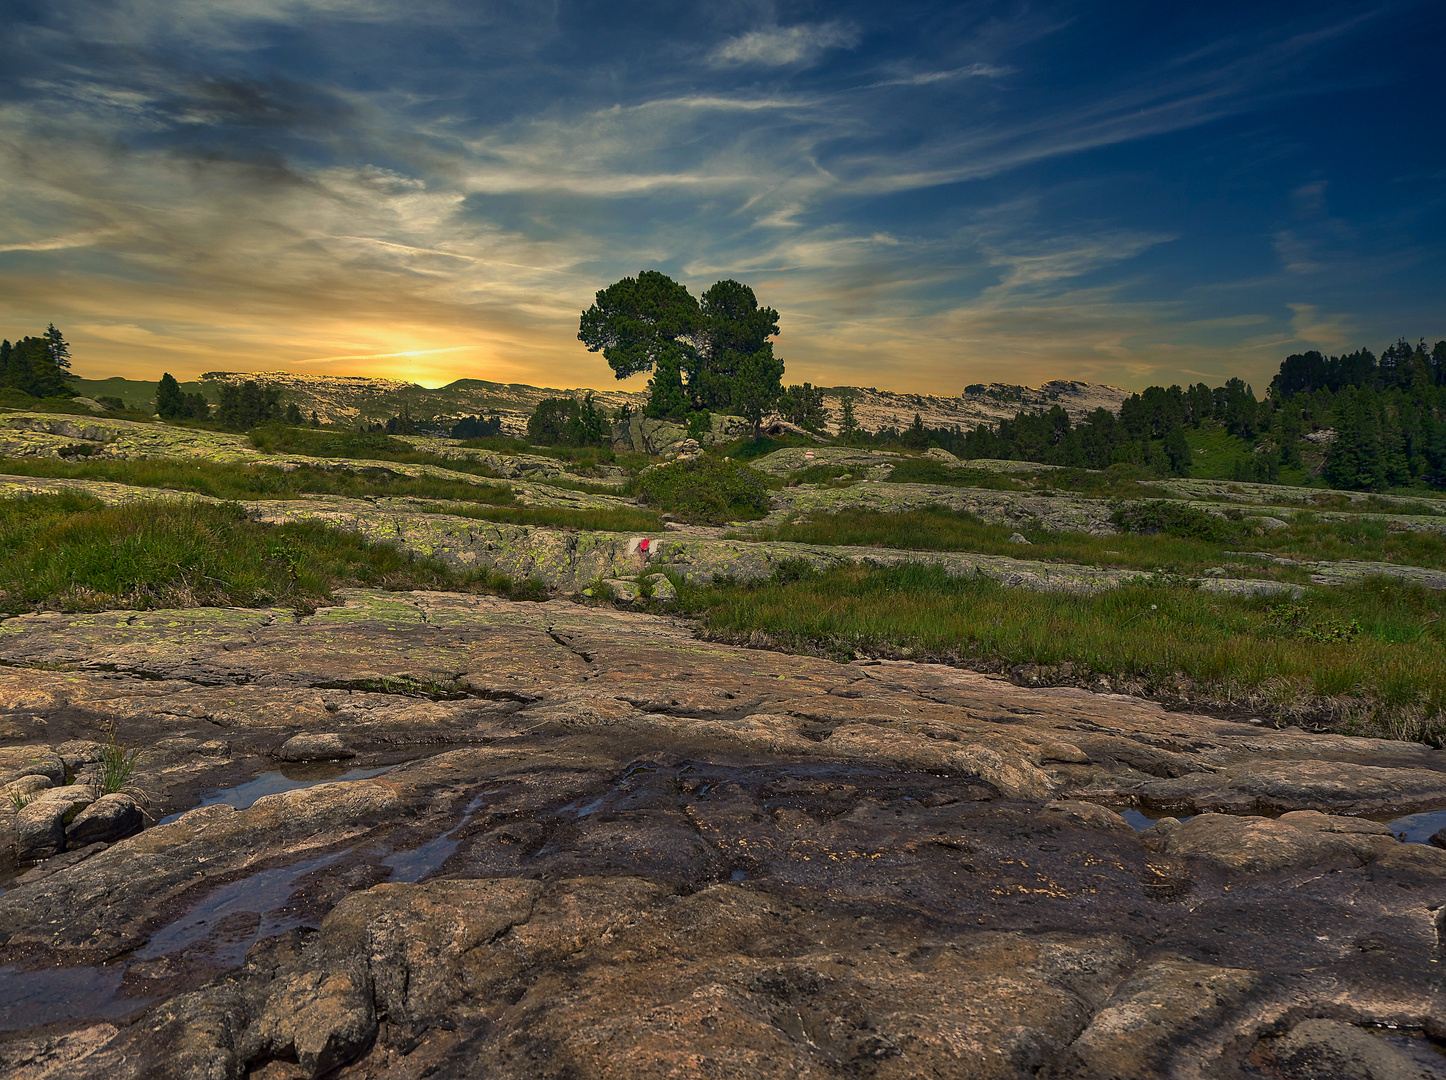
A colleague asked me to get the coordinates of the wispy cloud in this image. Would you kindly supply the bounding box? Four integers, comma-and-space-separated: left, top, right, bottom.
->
0, 0, 1437, 392
709, 22, 859, 68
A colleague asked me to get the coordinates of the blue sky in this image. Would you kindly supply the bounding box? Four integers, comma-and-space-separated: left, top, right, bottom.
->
0, 0, 1441, 393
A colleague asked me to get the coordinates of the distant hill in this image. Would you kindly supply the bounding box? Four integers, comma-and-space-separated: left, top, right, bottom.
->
69, 371, 1130, 436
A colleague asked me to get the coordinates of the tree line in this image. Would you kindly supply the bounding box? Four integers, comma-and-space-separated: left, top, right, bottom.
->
0, 325, 73, 398
862, 337, 1446, 490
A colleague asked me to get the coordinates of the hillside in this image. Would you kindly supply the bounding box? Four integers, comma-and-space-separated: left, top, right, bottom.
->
71, 371, 1129, 434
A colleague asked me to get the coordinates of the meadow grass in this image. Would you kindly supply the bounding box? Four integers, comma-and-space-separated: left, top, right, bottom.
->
679, 563, 1446, 743
0, 493, 498, 614
0, 456, 516, 505
246, 424, 514, 480
736, 505, 1446, 573
411, 501, 662, 532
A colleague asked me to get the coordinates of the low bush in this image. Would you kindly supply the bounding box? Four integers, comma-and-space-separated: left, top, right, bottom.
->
247, 424, 413, 458
626, 457, 770, 524
1110, 499, 1240, 542
412, 502, 662, 532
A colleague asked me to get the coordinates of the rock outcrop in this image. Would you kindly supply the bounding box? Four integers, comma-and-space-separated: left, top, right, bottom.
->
1, 590, 1444, 1077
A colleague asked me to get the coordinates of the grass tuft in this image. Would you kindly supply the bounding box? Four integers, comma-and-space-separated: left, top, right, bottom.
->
0, 493, 499, 615
678, 564, 1446, 744
0, 456, 516, 506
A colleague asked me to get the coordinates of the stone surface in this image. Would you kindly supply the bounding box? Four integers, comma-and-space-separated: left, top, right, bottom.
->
0, 590, 1443, 1078
14, 798, 69, 861
65, 794, 144, 846
276, 733, 355, 762
1264, 1017, 1440, 1080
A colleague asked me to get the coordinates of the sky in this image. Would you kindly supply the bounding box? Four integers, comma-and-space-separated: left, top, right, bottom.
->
0, 1, 1442, 396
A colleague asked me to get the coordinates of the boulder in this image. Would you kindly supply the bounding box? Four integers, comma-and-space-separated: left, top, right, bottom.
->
66, 793, 144, 846
1008, 532, 1031, 544
3, 774, 53, 801
15, 800, 69, 861
238, 966, 376, 1079
646, 573, 678, 602
277, 733, 355, 762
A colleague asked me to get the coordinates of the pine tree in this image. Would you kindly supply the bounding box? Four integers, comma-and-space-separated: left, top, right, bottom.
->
837, 393, 857, 444
156, 373, 185, 418
43, 324, 71, 371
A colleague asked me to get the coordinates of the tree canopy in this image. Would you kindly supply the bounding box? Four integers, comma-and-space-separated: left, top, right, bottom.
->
579, 271, 782, 428
155, 373, 211, 420
0, 323, 75, 398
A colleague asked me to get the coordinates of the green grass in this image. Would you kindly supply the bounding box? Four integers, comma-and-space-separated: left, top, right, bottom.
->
678, 564, 1446, 743
735, 505, 1446, 574
412, 502, 662, 532
0, 456, 516, 505
0, 388, 155, 423
455, 435, 650, 474
0, 493, 505, 614
627, 456, 771, 524
246, 423, 512, 480
881, 458, 1184, 501
93, 725, 141, 797
715, 433, 820, 461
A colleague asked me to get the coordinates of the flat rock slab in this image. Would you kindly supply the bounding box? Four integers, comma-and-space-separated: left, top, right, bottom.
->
0, 590, 1444, 1078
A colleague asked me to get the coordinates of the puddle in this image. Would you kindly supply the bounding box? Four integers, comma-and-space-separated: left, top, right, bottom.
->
0, 964, 149, 1032
730, 869, 748, 882
1121, 809, 1194, 831
383, 793, 488, 884
1385, 808, 1446, 845
157, 764, 398, 825
137, 849, 344, 964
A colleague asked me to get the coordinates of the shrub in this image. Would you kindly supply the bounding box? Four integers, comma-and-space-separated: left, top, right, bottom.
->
1110, 499, 1239, 543
771, 557, 820, 584
626, 456, 770, 524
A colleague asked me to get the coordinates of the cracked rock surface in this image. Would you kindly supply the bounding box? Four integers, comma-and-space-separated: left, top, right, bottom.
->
1, 590, 1444, 1078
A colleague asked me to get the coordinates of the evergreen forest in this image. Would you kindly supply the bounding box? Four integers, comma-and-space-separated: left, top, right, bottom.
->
857, 338, 1446, 491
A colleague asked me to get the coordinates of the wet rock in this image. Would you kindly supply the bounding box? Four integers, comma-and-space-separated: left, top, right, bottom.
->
66, 793, 144, 846
1265, 1017, 1435, 1080
1042, 799, 1133, 834
319, 878, 544, 1030
1431, 827, 1446, 849
276, 733, 354, 762
2, 591, 1446, 1076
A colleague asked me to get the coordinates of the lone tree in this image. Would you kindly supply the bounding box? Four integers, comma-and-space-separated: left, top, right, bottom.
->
578, 270, 782, 430
155, 373, 210, 420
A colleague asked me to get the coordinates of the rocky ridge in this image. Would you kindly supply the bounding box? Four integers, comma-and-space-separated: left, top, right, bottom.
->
0, 590, 1444, 1078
